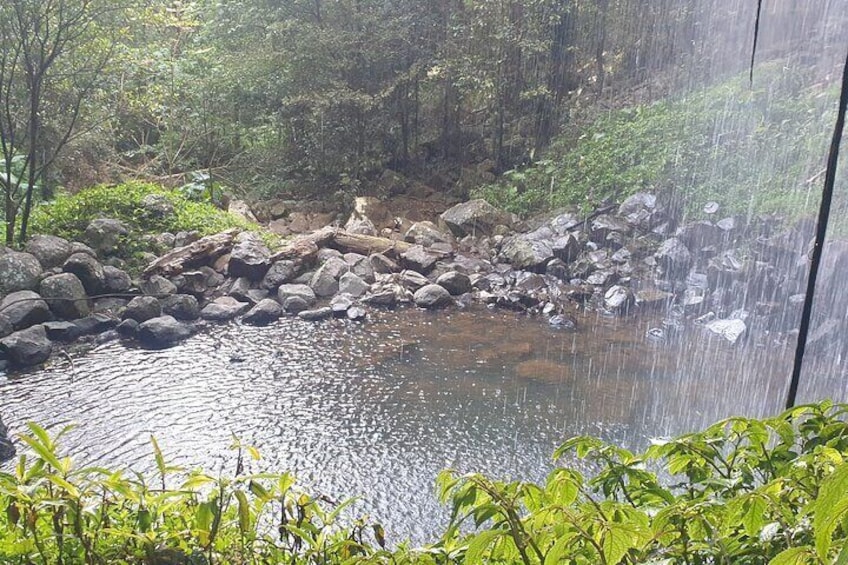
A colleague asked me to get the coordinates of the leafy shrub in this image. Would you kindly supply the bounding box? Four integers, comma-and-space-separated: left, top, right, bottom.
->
477, 64, 841, 220
2, 403, 847, 563
26, 182, 267, 272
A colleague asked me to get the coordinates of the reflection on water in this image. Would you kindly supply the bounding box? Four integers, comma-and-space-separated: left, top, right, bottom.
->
1, 307, 846, 542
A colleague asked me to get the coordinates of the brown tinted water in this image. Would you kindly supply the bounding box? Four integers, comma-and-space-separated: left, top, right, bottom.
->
1, 307, 845, 542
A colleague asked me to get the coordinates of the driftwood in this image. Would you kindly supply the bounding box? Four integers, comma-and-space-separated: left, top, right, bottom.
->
328, 229, 451, 258
269, 226, 336, 263
142, 229, 240, 278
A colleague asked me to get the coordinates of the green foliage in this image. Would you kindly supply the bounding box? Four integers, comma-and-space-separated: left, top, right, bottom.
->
437, 401, 848, 564
477, 65, 839, 219
27, 182, 260, 271
2, 403, 848, 563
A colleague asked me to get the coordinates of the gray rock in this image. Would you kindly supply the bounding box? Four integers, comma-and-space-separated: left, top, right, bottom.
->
123, 296, 162, 323
298, 307, 333, 321
618, 193, 657, 227
84, 218, 129, 256
310, 257, 348, 297
242, 298, 282, 326
347, 305, 367, 321
24, 235, 72, 269
499, 234, 553, 271
140, 275, 177, 296
635, 288, 673, 309
369, 253, 398, 274
261, 260, 301, 290
676, 221, 722, 250
0, 415, 14, 461
339, 272, 369, 297
43, 320, 82, 341
440, 199, 512, 237
604, 285, 633, 312
0, 291, 52, 330
39, 273, 90, 319
655, 238, 692, 278
399, 269, 429, 290
140, 193, 175, 219
330, 293, 355, 317
200, 296, 250, 321
590, 214, 630, 242
228, 234, 271, 280
176, 271, 209, 296
0, 325, 52, 367
277, 284, 316, 305
549, 314, 577, 330
228, 277, 253, 302
404, 221, 454, 247
0, 316, 11, 338
344, 215, 377, 236
282, 296, 310, 314
70, 241, 97, 257
63, 253, 105, 294
116, 318, 139, 337
0, 252, 43, 294
137, 315, 193, 348
436, 271, 472, 295
400, 245, 439, 274
705, 318, 747, 344
103, 266, 132, 293
552, 234, 580, 262
160, 294, 200, 320
413, 284, 453, 309
361, 290, 398, 308
74, 313, 119, 335
174, 231, 200, 247
92, 297, 128, 315
549, 212, 581, 235
317, 248, 344, 263
545, 259, 569, 281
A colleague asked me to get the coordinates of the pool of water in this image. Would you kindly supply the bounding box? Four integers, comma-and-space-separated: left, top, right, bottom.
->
1, 306, 845, 543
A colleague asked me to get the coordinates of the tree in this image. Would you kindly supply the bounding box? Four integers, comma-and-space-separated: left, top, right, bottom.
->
0, 0, 126, 245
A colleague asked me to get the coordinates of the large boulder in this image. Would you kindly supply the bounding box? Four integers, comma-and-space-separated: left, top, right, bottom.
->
137, 315, 193, 348
39, 274, 90, 319
242, 298, 282, 326
413, 284, 453, 309
228, 234, 271, 281
0, 325, 52, 367
655, 237, 692, 279
499, 231, 554, 271
123, 296, 162, 323
200, 296, 250, 321
103, 266, 132, 293
436, 271, 472, 295
0, 252, 43, 294
63, 253, 105, 294
440, 199, 512, 238
84, 218, 129, 256
140, 275, 177, 296
160, 294, 200, 320
0, 291, 52, 330
309, 257, 348, 298
399, 245, 439, 274
261, 260, 301, 290
277, 284, 316, 305
338, 272, 369, 298
404, 221, 454, 247
24, 235, 72, 269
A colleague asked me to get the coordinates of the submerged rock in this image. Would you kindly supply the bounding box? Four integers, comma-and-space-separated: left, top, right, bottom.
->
137, 315, 193, 348
704, 318, 747, 345
200, 297, 250, 321
242, 299, 282, 326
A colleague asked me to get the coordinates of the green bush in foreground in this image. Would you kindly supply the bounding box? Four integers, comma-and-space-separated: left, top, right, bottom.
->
1, 402, 847, 564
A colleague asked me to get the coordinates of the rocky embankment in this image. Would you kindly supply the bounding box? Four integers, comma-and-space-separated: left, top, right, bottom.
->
0, 193, 844, 376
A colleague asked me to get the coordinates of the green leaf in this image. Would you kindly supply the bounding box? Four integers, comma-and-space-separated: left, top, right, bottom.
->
544, 532, 579, 564
234, 490, 251, 534
768, 546, 815, 565
814, 463, 848, 559
464, 530, 504, 564
742, 495, 768, 538
151, 436, 166, 477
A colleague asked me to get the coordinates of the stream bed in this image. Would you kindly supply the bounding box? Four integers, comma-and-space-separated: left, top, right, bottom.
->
1, 307, 846, 543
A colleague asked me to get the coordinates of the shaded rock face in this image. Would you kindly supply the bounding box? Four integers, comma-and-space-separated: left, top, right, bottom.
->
400, 245, 439, 274
0, 291, 52, 330
261, 260, 301, 290
0, 252, 43, 294
0, 325, 52, 368
242, 299, 282, 326
25, 235, 73, 269
655, 238, 692, 279
277, 284, 316, 305
140, 275, 177, 296
310, 258, 348, 297
228, 234, 271, 280
413, 284, 453, 309
436, 271, 472, 296
124, 296, 162, 323
84, 218, 129, 255
103, 266, 132, 293
39, 273, 90, 320
440, 199, 512, 237
499, 232, 553, 271
63, 253, 105, 294
137, 315, 193, 348
160, 294, 200, 320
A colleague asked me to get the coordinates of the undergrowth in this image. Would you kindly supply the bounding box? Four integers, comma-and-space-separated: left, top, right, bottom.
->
1, 401, 847, 564
477, 64, 843, 222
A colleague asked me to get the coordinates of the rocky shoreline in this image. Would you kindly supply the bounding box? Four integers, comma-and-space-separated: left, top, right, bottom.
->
1, 194, 845, 366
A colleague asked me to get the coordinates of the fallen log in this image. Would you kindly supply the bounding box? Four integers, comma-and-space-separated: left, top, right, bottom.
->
142, 229, 240, 278
328, 229, 451, 258
269, 226, 336, 263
